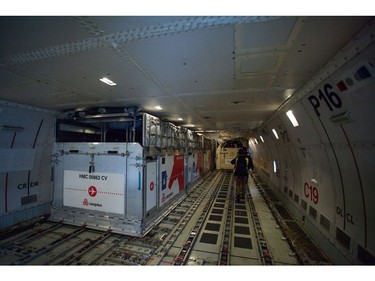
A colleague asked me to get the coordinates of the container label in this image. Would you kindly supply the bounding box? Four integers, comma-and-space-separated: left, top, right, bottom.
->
63, 170, 125, 214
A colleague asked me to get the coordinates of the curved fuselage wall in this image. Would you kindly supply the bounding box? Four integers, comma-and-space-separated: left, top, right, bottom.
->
252, 40, 375, 264
0, 102, 56, 229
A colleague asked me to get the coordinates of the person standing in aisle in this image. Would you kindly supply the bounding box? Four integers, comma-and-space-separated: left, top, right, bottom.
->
231, 147, 254, 202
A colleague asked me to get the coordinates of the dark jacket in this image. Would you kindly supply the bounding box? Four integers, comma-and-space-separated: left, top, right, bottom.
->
231, 154, 253, 176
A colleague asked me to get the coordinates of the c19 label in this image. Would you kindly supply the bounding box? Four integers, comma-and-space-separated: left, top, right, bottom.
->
308, 83, 342, 116
304, 182, 319, 204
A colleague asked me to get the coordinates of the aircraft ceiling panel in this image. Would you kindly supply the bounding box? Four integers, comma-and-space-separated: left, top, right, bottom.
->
273, 17, 373, 89
236, 17, 297, 50
0, 67, 39, 88
124, 24, 235, 94
234, 73, 276, 89
89, 16, 185, 34
206, 109, 272, 130
44, 47, 164, 97
0, 17, 91, 57
181, 86, 287, 108
239, 54, 279, 74
0, 16, 372, 135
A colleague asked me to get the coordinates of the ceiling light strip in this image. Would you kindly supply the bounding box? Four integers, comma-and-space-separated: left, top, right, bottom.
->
100, 77, 117, 86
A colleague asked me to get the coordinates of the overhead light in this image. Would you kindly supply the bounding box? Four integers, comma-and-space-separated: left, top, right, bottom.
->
177, 117, 183, 121
286, 110, 299, 127
259, 136, 264, 143
100, 77, 117, 86
272, 129, 279, 139
273, 161, 277, 173
284, 89, 295, 99
154, 105, 163, 110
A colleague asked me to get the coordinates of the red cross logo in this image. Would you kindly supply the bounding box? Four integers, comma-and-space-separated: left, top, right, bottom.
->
88, 186, 97, 197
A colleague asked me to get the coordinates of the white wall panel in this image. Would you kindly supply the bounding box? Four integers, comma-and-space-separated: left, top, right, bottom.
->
0, 102, 56, 228
254, 40, 375, 263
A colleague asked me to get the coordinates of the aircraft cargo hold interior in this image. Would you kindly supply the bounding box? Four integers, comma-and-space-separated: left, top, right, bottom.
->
0, 170, 330, 265
0, 9, 375, 278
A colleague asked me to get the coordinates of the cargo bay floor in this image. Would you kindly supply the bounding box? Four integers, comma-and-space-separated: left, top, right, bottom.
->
0, 170, 330, 265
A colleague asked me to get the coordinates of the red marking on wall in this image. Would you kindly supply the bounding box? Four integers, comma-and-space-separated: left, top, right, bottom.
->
197, 153, 203, 176
98, 191, 124, 196
83, 198, 89, 206
168, 155, 184, 191
88, 186, 97, 197
304, 182, 319, 204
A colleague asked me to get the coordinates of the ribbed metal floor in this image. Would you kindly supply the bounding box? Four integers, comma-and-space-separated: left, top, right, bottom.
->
0, 170, 330, 265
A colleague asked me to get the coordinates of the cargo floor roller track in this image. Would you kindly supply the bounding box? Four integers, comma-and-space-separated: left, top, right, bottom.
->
0, 170, 330, 265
